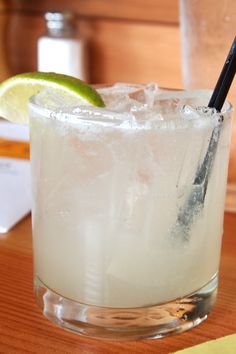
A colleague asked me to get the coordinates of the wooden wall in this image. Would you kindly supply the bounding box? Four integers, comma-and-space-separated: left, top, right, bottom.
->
0, 0, 182, 88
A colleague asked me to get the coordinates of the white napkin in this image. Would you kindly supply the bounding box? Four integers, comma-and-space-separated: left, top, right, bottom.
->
0, 120, 31, 233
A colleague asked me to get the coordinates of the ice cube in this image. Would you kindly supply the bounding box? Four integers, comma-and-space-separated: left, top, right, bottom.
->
180, 105, 201, 120
179, 105, 220, 130
144, 82, 159, 107
128, 89, 146, 103
98, 83, 145, 108
195, 106, 219, 118
99, 83, 160, 112
128, 83, 159, 107
181, 105, 219, 119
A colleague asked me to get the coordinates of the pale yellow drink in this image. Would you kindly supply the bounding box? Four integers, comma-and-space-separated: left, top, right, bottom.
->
30, 85, 232, 310
0, 71, 231, 338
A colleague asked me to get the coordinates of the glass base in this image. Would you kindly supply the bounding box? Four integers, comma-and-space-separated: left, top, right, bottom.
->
34, 275, 218, 340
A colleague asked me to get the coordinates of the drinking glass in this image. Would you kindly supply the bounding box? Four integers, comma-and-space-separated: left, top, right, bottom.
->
29, 86, 232, 340
179, 0, 236, 211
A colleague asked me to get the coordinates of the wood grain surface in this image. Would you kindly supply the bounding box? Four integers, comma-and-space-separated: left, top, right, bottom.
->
0, 7, 11, 81
88, 20, 181, 87
0, 139, 29, 159
1, 0, 179, 24
0, 212, 236, 354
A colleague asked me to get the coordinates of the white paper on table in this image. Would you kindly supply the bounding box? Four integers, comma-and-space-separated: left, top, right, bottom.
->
0, 120, 31, 233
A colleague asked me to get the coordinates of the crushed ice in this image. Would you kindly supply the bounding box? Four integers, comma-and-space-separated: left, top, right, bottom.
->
179, 105, 221, 129
33, 85, 222, 128
97, 82, 166, 124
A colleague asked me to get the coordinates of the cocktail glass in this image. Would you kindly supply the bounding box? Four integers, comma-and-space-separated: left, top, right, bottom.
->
29, 84, 232, 340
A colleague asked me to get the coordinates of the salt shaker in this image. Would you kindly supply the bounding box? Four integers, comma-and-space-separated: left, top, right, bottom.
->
37, 12, 87, 81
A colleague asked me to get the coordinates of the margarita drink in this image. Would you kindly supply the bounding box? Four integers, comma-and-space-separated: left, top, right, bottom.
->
30, 84, 232, 337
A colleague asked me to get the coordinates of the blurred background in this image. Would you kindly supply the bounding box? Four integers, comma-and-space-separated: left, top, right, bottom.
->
0, 0, 181, 87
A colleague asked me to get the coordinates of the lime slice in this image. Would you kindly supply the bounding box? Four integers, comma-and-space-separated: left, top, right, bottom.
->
0, 72, 105, 124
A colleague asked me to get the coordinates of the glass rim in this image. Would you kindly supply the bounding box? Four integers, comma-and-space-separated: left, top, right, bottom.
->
28, 87, 233, 127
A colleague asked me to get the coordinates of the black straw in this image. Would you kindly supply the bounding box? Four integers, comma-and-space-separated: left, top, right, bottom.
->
173, 36, 236, 242
208, 36, 236, 111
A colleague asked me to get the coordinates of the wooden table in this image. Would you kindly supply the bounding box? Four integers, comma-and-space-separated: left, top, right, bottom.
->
0, 212, 236, 354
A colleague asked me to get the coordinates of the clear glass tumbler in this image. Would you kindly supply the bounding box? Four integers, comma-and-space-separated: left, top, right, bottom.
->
29, 86, 232, 340
179, 0, 236, 211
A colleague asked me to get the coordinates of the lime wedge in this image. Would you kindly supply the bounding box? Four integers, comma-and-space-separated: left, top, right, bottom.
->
0, 72, 105, 124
